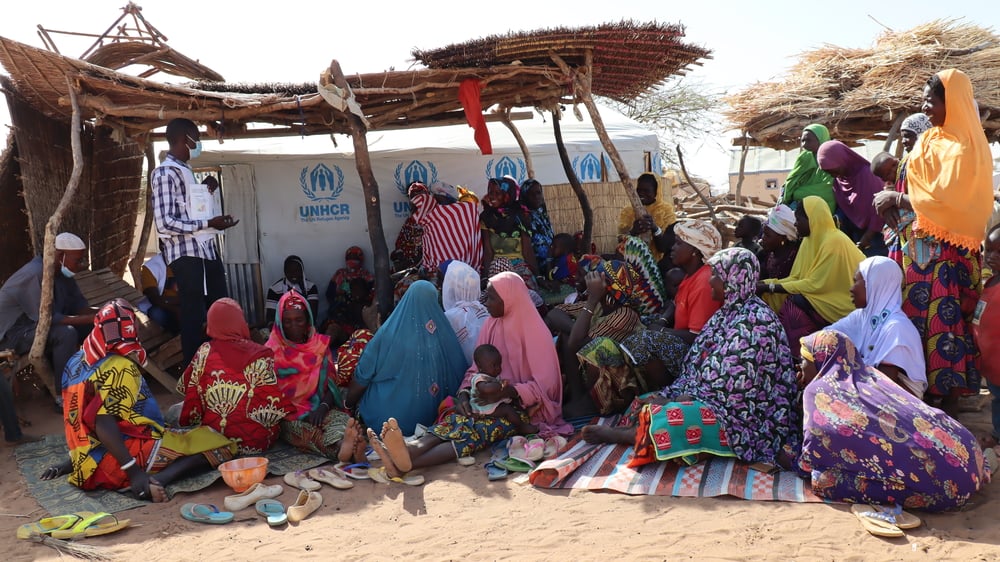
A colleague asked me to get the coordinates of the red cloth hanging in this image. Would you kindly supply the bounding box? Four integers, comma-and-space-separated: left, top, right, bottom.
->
458, 79, 492, 155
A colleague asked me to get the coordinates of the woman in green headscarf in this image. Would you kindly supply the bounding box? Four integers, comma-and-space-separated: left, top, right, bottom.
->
780, 123, 836, 212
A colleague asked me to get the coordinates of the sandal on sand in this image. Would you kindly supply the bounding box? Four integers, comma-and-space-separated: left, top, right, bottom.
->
850, 504, 905, 538
308, 467, 354, 490
180, 503, 234, 525
334, 462, 371, 480
287, 490, 323, 523
485, 461, 509, 481
283, 470, 321, 491
255, 499, 287, 526
542, 436, 568, 459
496, 457, 534, 473
507, 436, 528, 459
457, 456, 477, 466
853, 504, 921, 530
16, 512, 93, 540
50, 512, 131, 539
369, 466, 424, 486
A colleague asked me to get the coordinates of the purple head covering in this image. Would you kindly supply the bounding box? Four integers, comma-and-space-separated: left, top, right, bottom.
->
816, 141, 885, 232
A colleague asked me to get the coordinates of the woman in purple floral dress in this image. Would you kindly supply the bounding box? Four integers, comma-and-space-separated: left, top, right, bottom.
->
798, 330, 987, 511
583, 247, 801, 466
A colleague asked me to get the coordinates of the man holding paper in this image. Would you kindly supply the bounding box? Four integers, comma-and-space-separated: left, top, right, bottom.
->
152, 118, 238, 365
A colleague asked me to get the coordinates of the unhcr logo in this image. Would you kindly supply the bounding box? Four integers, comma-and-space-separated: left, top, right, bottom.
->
394, 160, 438, 195
485, 156, 526, 183
298, 163, 350, 222
572, 153, 602, 182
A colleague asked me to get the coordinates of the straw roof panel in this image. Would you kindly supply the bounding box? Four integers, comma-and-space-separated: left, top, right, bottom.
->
413, 21, 711, 103
724, 20, 1000, 149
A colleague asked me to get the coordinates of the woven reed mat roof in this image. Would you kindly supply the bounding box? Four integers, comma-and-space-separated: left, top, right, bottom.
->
83, 41, 225, 82
412, 21, 711, 103
0, 35, 572, 137
724, 20, 1000, 149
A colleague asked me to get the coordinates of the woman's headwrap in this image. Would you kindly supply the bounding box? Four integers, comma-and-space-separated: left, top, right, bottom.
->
206, 298, 251, 342
577, 254, 638, 308
83, 298, 146, 367
430, 181, 460, 203
901, 113, 932, 136
674, 220, 722, 260
707, 247, 759, 306
283, 291, 309, 313
766, 204, 798, 241
799, 329, 861, 375
803, 123, 831, 145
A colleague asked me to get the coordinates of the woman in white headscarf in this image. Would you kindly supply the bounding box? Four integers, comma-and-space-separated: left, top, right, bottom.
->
758, 205, 800, 313
441, 260, 489, 367
827, 256, 927, 397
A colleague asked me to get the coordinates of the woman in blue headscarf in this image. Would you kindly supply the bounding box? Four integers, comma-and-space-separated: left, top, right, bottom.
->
345, 280, 468, 434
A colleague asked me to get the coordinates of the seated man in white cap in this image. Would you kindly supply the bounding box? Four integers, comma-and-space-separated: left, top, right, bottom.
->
0, 232, 96, 408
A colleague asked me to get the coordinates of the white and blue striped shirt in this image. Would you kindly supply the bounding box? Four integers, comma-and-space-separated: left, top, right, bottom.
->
151, 155, 218, 264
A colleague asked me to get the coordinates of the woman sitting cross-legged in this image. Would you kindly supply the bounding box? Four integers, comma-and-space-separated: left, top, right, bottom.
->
41, 300, 237, 502
363, 272, 572, 482
795, 329, 986, 511
177, 298, 291, 455
582, 248, 801, 468
266, 291, 352, 459
827, 256, 927, 398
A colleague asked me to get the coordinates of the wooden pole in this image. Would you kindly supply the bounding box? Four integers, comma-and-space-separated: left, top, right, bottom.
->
500, 107, 534, 179
129, 141, 156, 288
28, 77, 85, 400
552, 108, 593, 252
882, 113, 905, 153
327, 60, 393, 320
733, 132, 749, 207
676, 145, 718, 224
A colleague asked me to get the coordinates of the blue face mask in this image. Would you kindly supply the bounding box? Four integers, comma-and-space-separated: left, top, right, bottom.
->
189, 140, 203, 159
60, 256, 75, 278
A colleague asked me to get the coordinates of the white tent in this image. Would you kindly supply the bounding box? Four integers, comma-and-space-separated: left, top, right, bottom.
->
191, 104, 659, 321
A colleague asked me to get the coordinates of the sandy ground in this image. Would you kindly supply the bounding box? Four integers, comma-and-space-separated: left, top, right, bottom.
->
3, 385, 1000, 562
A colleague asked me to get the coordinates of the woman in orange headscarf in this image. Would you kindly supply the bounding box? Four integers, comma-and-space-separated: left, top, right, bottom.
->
874, 69, 993, 407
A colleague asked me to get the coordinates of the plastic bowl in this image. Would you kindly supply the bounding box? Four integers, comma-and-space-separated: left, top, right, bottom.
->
218, 457, 268, 492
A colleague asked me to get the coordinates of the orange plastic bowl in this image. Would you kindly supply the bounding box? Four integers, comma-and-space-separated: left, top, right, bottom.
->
218, 457, 268, 492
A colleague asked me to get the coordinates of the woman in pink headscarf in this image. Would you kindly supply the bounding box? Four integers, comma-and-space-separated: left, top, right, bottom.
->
369, 271, 571, 478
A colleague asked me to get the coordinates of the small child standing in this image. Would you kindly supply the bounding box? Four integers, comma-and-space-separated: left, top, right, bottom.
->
974, 227, 1000, 447
470, 344, 538, 434
733, 215, 763, 255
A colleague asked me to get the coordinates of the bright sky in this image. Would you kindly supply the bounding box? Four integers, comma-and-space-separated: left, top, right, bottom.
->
0, 0, 994, 188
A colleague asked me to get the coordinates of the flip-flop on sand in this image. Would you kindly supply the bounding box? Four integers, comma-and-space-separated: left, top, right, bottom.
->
180, 504, 234, 525
255, 499, 287, 526
16, 512, 94, 540
850, 504, 905, 538
369, 466, 425, 486
484, 461, 509, 481
283, 470, 322, 491
853, 504, 921, 530
542, 436, 568, 459
308, 467, 354, 490
334, 462, 371, 480
50, 512, 131, 539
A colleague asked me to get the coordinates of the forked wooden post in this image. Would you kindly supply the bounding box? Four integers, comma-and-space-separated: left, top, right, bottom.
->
552, 108, 593, 253
129, 141, 156, 288
28, 77, 85, 399
733, 132, 749, 207
882, 113, 905, 154
327, 60, 393, 320
500, 107, 534, 179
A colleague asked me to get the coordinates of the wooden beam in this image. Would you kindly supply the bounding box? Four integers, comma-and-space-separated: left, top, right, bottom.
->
733, 133, 749, 207
500, 107, 535, 179
129, 141, 156, 288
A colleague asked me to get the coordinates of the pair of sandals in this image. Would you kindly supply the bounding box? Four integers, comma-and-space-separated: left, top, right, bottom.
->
18, 511, 130, 540
851, 504, 922, 538
254, 492, 323, 526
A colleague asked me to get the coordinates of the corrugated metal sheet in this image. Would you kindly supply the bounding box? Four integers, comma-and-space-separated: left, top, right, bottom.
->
225, 262, 264, 327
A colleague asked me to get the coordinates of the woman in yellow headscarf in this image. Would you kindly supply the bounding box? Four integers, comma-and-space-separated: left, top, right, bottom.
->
759, 196, 864, 360
618, 172, 677, 262
873, 69, 993, 405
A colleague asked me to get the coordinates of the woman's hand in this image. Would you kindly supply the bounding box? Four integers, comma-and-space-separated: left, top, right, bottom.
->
40, 461, 71, 481
584, 271, 607, 306
630, 216, 654, 236
455, 391, 473, 417
873, 190, 899, 216
306, 404, 329, 427
129, 469, 152, 500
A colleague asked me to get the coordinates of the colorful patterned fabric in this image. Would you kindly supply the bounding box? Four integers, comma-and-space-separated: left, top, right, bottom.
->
622, 235, 666, 315
901, 240, 982, 396
798, 330, 987, 511
409, 182, 483, 272
674, 220, 722, 260
578, 336, 639, 415
62, 351, 235, 490
82, 300, 146, 367
660, 247, 801, 464
632, 400, 736, 466
265, 292, 340, 420
333, 328, 373, 388
179, 303, 290, 455
620, 327, 690, 385
430, 411, 522, 458
393, 214, 424, 268
766, 204, 799, 241
520, 179, 554, 268
280, 409, 350, 459
558, 302, 640, 343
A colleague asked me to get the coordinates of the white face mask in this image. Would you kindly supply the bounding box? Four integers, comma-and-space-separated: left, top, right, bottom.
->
60, 256, 75, 278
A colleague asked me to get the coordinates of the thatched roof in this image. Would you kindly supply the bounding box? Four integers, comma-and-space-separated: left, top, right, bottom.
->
724, 20, 1000, 149
413, 21, 711, 103
83, 41, 225, 82
0, 21, 709, 140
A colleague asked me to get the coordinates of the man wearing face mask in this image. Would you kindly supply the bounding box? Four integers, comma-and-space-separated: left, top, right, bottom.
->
151, 118, 239, 365
0, 232, 96, 408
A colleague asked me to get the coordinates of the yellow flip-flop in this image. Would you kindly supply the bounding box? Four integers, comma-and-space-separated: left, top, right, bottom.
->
369, 466, 424, 486
50, 512, 130, 540
16, 511, 94, 540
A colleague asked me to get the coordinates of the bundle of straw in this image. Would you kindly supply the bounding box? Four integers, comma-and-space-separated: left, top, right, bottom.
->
26, 533, 114, 561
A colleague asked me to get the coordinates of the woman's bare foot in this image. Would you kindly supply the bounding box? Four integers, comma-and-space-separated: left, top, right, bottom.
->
581, 425, 635, 445
367, 428, 402, 479
380, 418, 413, 472
339, 418, 361, 463
147, 477, 168, 503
